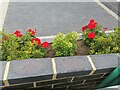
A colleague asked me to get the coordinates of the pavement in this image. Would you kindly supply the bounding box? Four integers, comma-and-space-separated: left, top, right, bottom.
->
3, 1, 119, 36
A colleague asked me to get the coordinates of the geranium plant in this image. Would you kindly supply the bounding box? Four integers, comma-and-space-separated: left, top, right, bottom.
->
0, 29, 49, 61
81, 19, 106, 45
52, 32, 78, 57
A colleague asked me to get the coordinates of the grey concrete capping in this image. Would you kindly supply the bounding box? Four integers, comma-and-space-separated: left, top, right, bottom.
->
54, 56, 92, 78
0, 53, 119, 90
118, 53, 120, 65
90, 54, 119, 74
0, 61, 6, 87
7, 58, 53, 85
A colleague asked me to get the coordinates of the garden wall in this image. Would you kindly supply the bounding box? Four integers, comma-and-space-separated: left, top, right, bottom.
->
0, 54, 119, 90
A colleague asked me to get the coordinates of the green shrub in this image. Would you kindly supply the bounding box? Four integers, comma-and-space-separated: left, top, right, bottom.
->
109, 27, 120, 53
89, 27, 120, 54
0, 29, 49, 61
89, 36, 112, 54
52, 32, 78, 57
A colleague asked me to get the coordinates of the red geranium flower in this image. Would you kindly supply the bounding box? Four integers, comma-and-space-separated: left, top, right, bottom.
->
3, 36, 8, 40
14, 30, 23, 38
14, 30, 20, 34
87, 32, 96, 39
90, 19, 94, 23
31, 38, 41, 46
15, 33, 23, 38
27, 29, 36, 36
82, 25, 87, 32
42, 42, 49, 48
88, 19, 97, 29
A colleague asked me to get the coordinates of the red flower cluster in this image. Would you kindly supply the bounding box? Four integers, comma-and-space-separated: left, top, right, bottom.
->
82, 19, 97, 39
12, 29, 49, 48
31, 38, 49, 48
42, 42, 49, 48
27, 29, 36, 36
81, 19, 97, 32
87, 19, 97, 29
14, 30, 23, 38
82, 26, 87, 32
31, 38, 41, 46
87, 32, 96, 39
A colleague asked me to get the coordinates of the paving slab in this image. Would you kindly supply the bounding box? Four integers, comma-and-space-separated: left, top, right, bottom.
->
3, 2, 118, 36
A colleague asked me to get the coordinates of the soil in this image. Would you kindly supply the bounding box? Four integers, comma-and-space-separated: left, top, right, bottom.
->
45, 40, 90, 58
